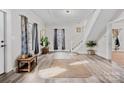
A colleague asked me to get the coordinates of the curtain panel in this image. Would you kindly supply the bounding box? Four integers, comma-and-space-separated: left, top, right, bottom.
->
54, 29, 58, 50
21, 15, 28, 55
62, 29, 65, 50
32, 23, 39, 54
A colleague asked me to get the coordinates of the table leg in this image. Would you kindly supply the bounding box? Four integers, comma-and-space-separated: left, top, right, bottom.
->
36, 56, 37, 65
17, 61, 20, 73
28, 62, 31, 72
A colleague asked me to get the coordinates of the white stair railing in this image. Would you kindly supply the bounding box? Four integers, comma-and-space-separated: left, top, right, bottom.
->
72, 40, 83, 50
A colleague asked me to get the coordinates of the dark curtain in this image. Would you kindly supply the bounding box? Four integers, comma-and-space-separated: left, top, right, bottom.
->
115, 37, 120, 47
21, 15, 28, 54
32, 24, 35, 51
54, 29, 58, 50
32, 23, 39, 54
62, 29, 65, 50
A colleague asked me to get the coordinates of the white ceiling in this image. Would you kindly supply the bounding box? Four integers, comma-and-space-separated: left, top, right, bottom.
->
31, 9, 95, 26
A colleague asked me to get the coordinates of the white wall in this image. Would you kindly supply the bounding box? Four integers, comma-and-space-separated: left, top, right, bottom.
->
96, 31, 108, 59
96, 24, 112, 60
45, 24, 84, 51
5, 9, 45, 72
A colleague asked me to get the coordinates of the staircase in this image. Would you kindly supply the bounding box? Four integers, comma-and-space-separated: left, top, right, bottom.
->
72, 10, 101, 54
72, 40, 83, 51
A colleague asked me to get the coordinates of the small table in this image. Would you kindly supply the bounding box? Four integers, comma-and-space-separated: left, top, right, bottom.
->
87, 50, 95, 55
16, 55, 37, 72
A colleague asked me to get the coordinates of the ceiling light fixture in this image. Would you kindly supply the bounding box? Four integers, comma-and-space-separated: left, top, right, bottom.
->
65, 10, 71, 14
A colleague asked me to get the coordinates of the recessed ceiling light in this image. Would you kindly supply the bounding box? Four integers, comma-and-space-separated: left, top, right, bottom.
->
65, 10, 71, 14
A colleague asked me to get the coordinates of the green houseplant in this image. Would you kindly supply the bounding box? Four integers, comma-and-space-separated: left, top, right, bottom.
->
86, 41, 97, 55
40, 36, 50, 54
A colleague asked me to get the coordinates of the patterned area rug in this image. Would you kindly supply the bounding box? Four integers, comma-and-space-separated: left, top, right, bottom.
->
38, 59, 91, 78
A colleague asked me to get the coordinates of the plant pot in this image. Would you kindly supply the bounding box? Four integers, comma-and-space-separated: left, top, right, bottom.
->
87, 49, 95, 55
42, 47, 49, 54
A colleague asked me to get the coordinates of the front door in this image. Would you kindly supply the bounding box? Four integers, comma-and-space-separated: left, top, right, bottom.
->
0, 11, 5, 74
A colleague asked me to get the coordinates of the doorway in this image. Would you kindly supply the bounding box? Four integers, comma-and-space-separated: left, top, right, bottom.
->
0, 11, 5, 74
112, 20, 124, 67
54, 29, 65, 51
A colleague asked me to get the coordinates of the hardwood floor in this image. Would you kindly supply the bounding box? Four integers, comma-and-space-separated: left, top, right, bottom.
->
1, 52, 124, 83
112, 51, 124, 67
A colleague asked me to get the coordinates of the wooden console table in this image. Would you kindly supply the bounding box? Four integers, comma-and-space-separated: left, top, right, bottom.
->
16, 55, 37, 72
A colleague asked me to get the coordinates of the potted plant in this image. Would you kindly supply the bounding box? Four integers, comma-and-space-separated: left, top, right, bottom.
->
86, 41, 97, 55
40, 36, 50, 54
